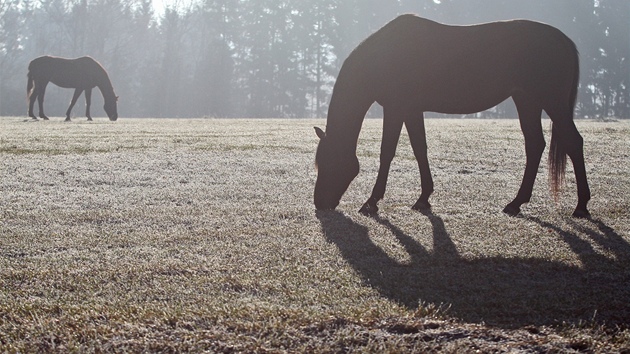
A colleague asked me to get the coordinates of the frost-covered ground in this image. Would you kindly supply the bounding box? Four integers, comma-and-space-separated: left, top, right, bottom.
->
1, 117, 629, 352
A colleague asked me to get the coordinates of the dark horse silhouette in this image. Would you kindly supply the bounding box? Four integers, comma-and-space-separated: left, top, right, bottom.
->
314, 15, 590, 218
27, 55, 118, 121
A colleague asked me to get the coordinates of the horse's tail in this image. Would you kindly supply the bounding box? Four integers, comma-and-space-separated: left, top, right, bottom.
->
548, 39, 579, 200
548, 124, 567, 200
26, 70, 34, 100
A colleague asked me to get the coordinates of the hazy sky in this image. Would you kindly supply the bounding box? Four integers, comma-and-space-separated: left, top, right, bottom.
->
152, 0, 197, 17
152, 0, 168, 16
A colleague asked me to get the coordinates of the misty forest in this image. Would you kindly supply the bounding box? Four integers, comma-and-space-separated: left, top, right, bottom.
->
0, 0, 628, 119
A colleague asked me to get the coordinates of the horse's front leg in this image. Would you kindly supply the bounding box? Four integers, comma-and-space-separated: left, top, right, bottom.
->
359, 108, 404, 215
85, 88, 93, 121
65, 88, 84, 121
405, 114, 433, 211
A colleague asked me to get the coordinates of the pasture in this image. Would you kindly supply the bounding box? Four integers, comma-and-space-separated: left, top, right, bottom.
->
1, 117, 629, 352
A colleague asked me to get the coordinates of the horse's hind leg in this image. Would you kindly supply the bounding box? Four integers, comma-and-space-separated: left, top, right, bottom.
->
504, 95, 544, 216
65, 88, 84, 121
551, 118, 591, 218
28, 90, 38, 120
36, 81, 50, 120
359, 106, 404, 215
405, 114, 433, 211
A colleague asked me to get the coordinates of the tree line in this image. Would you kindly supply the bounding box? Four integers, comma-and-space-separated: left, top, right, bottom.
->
1, 0, 628, 118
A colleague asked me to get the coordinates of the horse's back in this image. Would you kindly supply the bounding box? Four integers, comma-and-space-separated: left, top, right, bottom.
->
28, 55, 104, 88
29, 56, 99, 72
344, 14, 578, 112
353, 14, 575, 69
28, 56, 70, 75
28, 55, 53, 73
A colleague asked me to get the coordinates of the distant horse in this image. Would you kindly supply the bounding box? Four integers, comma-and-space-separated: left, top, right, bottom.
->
314, 14, 590, 218
27, 56, 118, 121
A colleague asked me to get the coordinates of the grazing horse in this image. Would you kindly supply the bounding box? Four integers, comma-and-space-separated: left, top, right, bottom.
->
27, 55, 118, 121
314, 14, 590, 218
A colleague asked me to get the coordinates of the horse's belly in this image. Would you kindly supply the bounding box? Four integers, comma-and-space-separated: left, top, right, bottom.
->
375, 58, 518, 114
50, 68, 90, 89
51, 77, 78, 89
422, 89, 512, 114
378, 79, 514, 115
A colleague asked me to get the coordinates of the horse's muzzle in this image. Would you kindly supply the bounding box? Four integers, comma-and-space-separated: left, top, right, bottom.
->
314, 197, 339, 211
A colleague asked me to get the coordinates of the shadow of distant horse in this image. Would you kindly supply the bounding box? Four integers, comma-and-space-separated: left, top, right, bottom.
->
317, 211, 630, 328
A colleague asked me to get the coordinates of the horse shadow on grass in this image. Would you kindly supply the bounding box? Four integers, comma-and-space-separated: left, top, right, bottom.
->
316, 210, 630, 328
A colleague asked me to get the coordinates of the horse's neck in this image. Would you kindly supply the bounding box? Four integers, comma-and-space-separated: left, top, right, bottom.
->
325, 86, 373, 154
97, 77, 116, 102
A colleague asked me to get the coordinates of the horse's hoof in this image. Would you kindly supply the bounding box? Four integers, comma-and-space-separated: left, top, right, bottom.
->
412, 200, 431, 211
87, 117, 93, 121
64, 118, 72, 122
502, 204, 520, 217
359, 202, 378, 216
572, 208, 591, 219
41, 116, 49, 120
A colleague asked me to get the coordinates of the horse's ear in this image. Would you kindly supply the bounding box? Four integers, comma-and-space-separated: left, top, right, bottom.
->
314, 127, 325, 140
116, 96, 119, 101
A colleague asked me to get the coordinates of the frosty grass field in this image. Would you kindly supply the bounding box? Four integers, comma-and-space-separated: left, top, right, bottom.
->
1, 117, 629, 352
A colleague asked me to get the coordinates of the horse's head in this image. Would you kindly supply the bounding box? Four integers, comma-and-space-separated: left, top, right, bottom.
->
104, 95, 118, 121
314, 127, 359, 210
